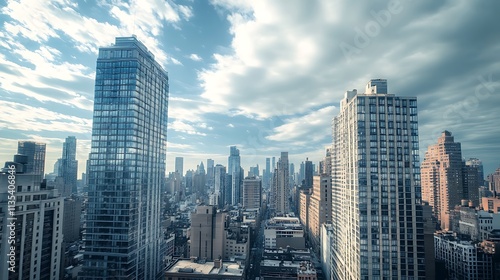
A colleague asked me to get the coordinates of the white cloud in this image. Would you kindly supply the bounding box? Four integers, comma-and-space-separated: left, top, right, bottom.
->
169, 120, 207, 136
0, 100, 92, 134
189, 53, 203, 61
227, 123, 234, 128
266, 106, 337, 146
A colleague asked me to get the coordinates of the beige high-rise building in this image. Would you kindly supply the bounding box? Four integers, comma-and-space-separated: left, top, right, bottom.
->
421, 130, 463, 230
307, 175, 332, 251
190, 205, 226, 261
299, 189, 311, 236
272, 152, 289, 214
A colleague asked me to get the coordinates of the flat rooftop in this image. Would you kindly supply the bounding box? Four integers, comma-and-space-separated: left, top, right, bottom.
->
166, 260, 243, 276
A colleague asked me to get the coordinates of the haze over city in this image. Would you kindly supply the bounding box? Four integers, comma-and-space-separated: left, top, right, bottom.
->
1, 0, 499, 176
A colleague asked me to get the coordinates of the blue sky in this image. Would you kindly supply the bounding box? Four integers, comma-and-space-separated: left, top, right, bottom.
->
0, 0, 499, 177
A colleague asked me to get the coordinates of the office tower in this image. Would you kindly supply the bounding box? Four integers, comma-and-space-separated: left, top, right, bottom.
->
207, 159, 215, 188
289, 163, 295, 184
331, 79, 425, 279
193, 163, 206, 199
421, 131, 463, 230
214, 164, 226, 207
0, 172, 64, 280
60, 136, 78, 195
224, 174, 232, 207
189, 205, 226, 261
175, 157, 184, 176
466, 158, 485, 187
304, 159, 313, 188
463, 160, 482, 207
243, 176, 261, 209
228, 146, 241, 205
81, 36, 168, 279
272, 152, 289, 214
272, 157, 276, 172
265, 157, 271, 188
307, 175, 332, 252
299, 162, 305, 185
17, 141, 46, 176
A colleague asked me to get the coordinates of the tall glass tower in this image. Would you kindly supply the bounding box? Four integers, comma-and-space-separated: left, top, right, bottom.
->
80, 36, 168, 280
60, 136, 78, 195
331, 79, 425, 279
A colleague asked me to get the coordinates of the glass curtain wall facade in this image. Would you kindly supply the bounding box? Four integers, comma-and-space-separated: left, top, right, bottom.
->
80, 36, 168, 280
331, 80, 425, 279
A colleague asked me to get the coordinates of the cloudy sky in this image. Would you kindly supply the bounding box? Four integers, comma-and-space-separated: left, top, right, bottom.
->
0, 0, 499, 177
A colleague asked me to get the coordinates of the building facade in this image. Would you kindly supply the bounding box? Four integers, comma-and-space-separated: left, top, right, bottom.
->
81, 36, 168, 279
421, 131, 463, 230
307, 175, 332, 252
330, 79, 425, 279
0, 173, 64, 280
60, 136, 78, 195
17, 141, 46, 176
242, 176, 261, 209
189, 205, 226, 261
272, 152, 290, 214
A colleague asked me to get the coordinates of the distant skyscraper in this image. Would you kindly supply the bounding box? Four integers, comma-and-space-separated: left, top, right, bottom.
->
175, 157, 184, 176
243, 176, 262, 209
214, 164, 226, 207
465, 158, 485, 187
272, 152, 289, 213
487, 168, 500, 193
207, 158, 215, 187
265, 157, 271, 188
81, 36, 168, 279
17, 141, 46, 176
421, 131, 463, 230
304, 159, 313, 188
330, 79, 425, 279
228, 146, 242, 205
60, 136, 78, 195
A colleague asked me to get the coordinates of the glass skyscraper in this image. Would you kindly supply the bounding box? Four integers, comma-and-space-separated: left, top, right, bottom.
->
81, 36, 168, 279
331, 79, 425, 279
60, 136, 78, 195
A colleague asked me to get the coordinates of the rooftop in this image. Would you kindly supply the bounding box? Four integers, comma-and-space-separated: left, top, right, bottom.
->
166, 259, 243, 276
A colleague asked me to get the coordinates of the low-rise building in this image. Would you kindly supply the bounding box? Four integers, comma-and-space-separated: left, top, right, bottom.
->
434, 231, 495, 279
264, 216, 305, 249
165, 259, 244, 279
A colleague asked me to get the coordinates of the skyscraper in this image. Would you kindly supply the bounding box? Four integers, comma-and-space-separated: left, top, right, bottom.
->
265, 157, 271, 188
207, 158, 215, 188
304, 158, 313, 188
175, 157, 184, 176
228, 146, 241, 205
243, 176, 262, 209
17, 141, 46, 176
272, 152, 289, 214
214, 164, 226, 207
421, 131, 463, 230
331, 79, 425, 279
60, 136, 78, 195
81, 36, 168, 279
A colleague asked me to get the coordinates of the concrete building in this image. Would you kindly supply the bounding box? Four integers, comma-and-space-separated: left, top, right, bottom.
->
320, 224, 333, 280
165, 259, 244, 279
242, 176, 261, 209
63, 196, 82, 243
464, 159, 483, 207
264, 216, 305, 249
81, 36, 168, 279
0, 173, 64, 280
434, 231, 495, 279
487, 167, 500, 193
189, 205, 226, 261
483, 196, 500, 213
422, 130, 464, 230
272, 152, 289, 214
223, 225, 250, 261
299, 189, 311, 238
330, 79, 425, 279
307, 174, 331, 252
260, 248, 316, 280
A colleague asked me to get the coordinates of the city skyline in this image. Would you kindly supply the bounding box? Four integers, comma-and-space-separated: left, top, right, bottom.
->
1, 1, 500, 177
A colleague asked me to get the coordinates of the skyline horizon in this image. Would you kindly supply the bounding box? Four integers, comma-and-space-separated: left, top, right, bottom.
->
1, 1, 499, 179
